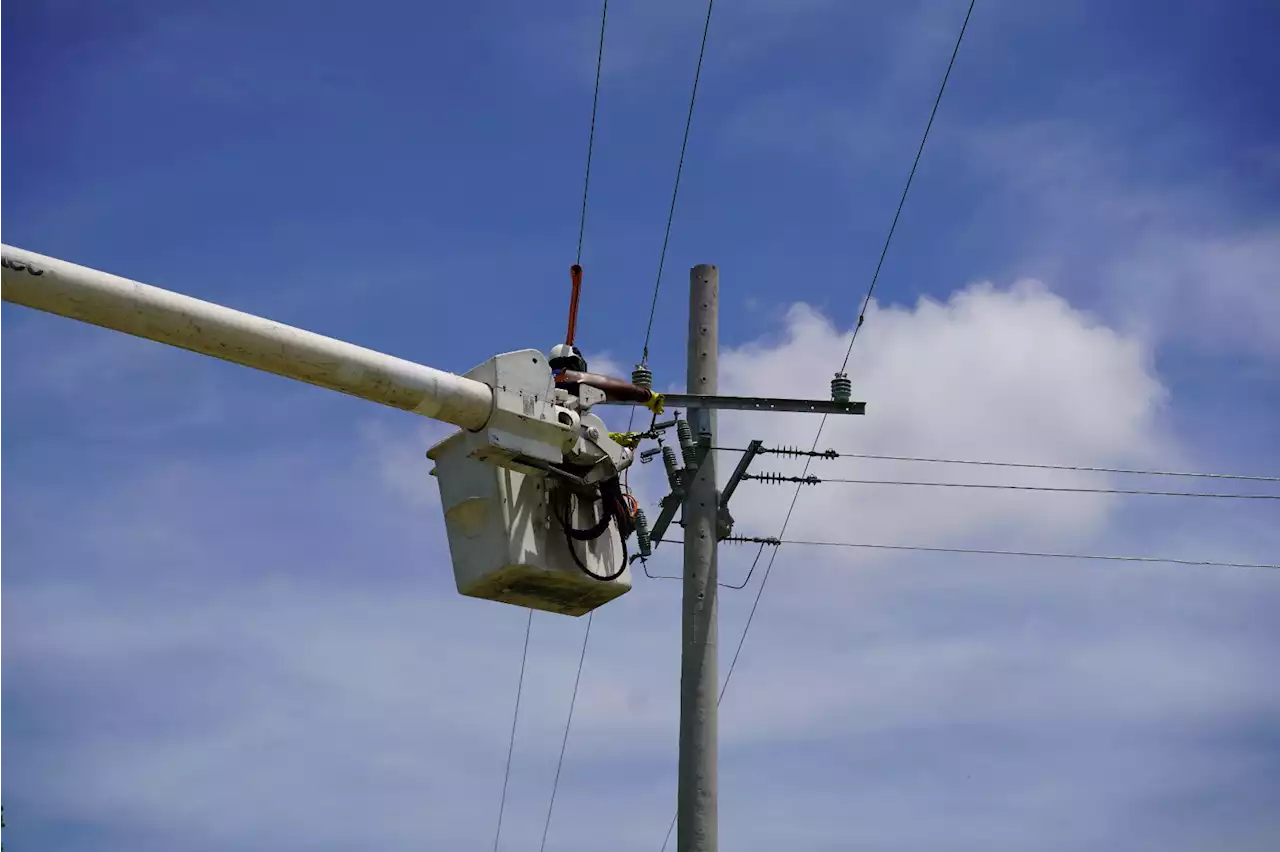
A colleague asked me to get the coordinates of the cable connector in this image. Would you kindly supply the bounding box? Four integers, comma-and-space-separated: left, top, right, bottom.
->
744, 472, 821, 485
763, 446, 839, 460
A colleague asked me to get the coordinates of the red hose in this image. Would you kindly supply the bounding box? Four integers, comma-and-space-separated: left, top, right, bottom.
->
566, 264, 583, 346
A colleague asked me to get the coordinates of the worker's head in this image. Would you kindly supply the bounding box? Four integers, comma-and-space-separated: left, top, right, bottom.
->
548, 343, 587, 373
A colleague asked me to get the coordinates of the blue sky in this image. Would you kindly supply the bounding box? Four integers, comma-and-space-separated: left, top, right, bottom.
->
4, 1, 1280, 850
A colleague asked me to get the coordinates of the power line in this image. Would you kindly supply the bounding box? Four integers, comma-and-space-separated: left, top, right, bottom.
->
539, 611, 594, 852
640, 0, 716, 365
493, 608, 533, 852
839, 0, 976, 373
742, 472, 1280, 500
663, 9, 978, 846
718, 445, 1280, 484
625, 0, 716, 444
718, 0, 977, 743
703, 537, 1280, 571
575, 0, 610, 266
542, 4, 612, 847
614, 7, 721, 848
664, 4, 969, 847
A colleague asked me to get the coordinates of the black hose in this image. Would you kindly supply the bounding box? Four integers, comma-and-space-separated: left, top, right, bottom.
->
563, 514, 627, 580
557, 482, 629, 582
561, 496, 613, 541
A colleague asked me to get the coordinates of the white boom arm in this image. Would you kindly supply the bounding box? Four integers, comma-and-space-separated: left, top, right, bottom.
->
3, 244, 636, 616
1, 245, 494, 430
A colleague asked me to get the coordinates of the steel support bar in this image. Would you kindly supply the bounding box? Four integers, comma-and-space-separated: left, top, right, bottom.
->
1, 245, 494, 429
719, 439, 764, 506
646, 494, 683, 555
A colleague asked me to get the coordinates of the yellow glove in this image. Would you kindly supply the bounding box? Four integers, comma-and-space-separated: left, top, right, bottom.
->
644, 391, 666, 415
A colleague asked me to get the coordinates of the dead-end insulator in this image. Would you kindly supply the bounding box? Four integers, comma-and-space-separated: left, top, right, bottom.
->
634, 508, 652, 558
831, 372, 853, 404
631, 363, 653, 390
748, 472, 821, 485
767, 446, 839, 460
725, 535, 781, 546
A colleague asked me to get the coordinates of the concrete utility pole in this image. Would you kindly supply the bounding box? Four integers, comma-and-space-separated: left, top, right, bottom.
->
679, 263, 718, 852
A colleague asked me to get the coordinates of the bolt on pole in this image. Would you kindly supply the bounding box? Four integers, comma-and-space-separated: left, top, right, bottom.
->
679, 263, 718, 852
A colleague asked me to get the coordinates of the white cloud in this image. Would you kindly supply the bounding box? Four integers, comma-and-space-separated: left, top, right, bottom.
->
962, 120, 1280, 359
713, 279, 1173, 550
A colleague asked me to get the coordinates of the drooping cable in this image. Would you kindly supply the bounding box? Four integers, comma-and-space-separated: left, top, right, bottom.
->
556, 481, 631, 581
642, 539, 766, 590
560, 505, 629, 582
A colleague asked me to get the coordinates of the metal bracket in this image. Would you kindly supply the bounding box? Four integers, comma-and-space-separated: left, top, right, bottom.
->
682, 430, 712, 478
602, 393, 866, 415
641, 432, 713, 559
717, 498, 735, 541
646, 493, 683, 557
637, 437, 764, 559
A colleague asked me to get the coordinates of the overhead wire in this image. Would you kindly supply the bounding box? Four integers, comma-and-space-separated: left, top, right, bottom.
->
627, 0, 716, 459
744, 474, 1280, 500
492, 608, 534, 852
626, 7, 718, 846
527, 0, 611, 844
640, 0, 717, 366
538, 611, 595, 852
521, 2, 613, 846
657, 537, 1280, 571
715, 445, 1280, 484
661, 5, 977, 848
720, 0, 977, 715
838, 0, 975, 373
575, 0, 611, 267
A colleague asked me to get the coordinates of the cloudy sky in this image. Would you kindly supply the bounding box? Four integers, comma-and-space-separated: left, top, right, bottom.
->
4, 1, 1279, 849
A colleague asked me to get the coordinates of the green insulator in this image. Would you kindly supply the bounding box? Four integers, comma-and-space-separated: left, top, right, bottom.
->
634, 508, 652, 558
831, 372, 853, 403
662, 446, 682, 490
631, 363, 653, 390
676, 419, 697, 468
